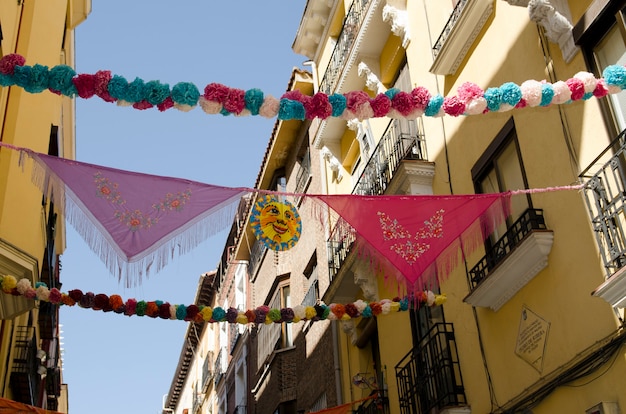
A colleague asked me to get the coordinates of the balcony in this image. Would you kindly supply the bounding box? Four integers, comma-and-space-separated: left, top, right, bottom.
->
10, 326, 41, 406
395, 323, 467, 414
214, 346, 226, 386
319, 0, 373, 95
248, 239, 268, 281
464, 209, 553, 311
326, 118, 428, 284
430, 0, 494, 75
353, 119, 427, 196
201, 351, 214, 392
581, 131, 626, 307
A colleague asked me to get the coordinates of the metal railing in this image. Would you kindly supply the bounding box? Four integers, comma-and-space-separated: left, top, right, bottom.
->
214, 346, 226, 386
580, 130, 626, 278
467, 208, 547, 290
248, 239, 268, 280
202, 351, 214, 391
10, 326, 39, 405
432, 0, 469, 58
353, 119, 427, 196
295, 149, 312, 204
395, 323, 466, 414
319, 0, 372, 94
354, 391, 389, 414
327, 119, 427, 279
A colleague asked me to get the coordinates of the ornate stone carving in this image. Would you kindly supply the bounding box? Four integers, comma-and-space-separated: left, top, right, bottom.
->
353, 265, 379, 302
528, 0, 578, 62
382, 5, 410, 48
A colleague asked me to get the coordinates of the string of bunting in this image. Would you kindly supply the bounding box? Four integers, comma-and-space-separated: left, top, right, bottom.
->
1, 53, 626, 121
0, 275, 446, 324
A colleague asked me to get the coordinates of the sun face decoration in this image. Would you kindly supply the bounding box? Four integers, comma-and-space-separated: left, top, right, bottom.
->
250, 195, 301, 251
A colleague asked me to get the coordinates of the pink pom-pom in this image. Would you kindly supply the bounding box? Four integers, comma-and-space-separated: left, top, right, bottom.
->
566, 77, 585, 100
457, 82, 484, 101
464, 97, 487, 115
73, 74, 97, 99
49, 288, 62, 304
0, 54, 26, 75
442, 96, 466, 117
593, 79, 609, 98
520, 79, 543, 107
204, 83, 229, 103
551, 81, 572, 104
259, 95, 280, 118
157, 96, 175, 111
370, 94, 391, 117
223, 88, 246, 114
391, 91, 415, 116
304, 93, 332, 119
94, 70, 115, 102
411, 86, 431, 111
345, 91, 373, 120
574, 71, 598, 93
198, 96, 222, 114
132, 100, 154, 110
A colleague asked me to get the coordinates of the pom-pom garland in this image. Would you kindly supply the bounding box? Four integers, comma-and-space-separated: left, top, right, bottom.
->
0, 275, 446, 324
0, 53, 625, 121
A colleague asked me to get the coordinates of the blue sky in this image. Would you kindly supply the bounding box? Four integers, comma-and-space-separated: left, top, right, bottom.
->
59, 2, 306, 413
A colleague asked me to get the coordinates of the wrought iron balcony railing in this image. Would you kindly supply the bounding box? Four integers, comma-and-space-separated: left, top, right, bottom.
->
353, 119, 427, 196
580, 130, 626, 278
432, 0, 469, 58
319, 0, 372, 94
10, 326, 40, 406
248, 238, 268, 280
327, 119, 427, 279
214, 346, 226, 386
395, 323, 466, 414
467, 208, 547, 290
202, 351, 214, 392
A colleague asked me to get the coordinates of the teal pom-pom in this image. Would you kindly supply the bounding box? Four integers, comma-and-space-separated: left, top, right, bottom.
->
500, 82, 522, 106
155, 300, 163, 307
328, 93, 346, 117
278, 99, 305, 120
244, 88, 264, 115
144, 80, 170, 105
399, 298, 409, 311
321, 305, 330, 319
540, 83, 554, 106
384, 88, 400, 100
0, 73, 15, 87
125, 77, 146, 103
171, 82, 199, 107
425, 94, 444, 116
13, 65, 32, 88
25, 64, 50, 94
212, 306, 226, 321
484, 87, 502, 111
176, 305, 187, 320
35, 282, 47, 289
603, 65, 626, 89
361, 306, 372, 318
48, 64, 77, 96
583, 92, 593, 100
107, 75, 128, 100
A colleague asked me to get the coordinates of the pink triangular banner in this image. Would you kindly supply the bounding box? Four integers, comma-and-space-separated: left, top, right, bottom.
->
316, 193, 511, 289
28, 152, 247, 285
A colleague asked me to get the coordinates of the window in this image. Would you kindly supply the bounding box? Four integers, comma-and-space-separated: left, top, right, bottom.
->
256, 276, 292, 371
472, 119, 531, 243
574, 1, 626, 136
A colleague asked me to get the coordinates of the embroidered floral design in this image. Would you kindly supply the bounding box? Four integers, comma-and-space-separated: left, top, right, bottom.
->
378, 209, 445, 264
94, 172, 124, 205
378, 212, 411, 240
153, 189, 192, 212
114, 209, 157, 231
94, 173, 192, 231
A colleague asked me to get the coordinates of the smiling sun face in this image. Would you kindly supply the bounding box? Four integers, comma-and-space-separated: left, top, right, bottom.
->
251, 196, 301, 251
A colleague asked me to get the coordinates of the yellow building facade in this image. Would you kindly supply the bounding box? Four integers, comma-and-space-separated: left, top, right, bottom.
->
294, 0, 626, 413
0, 0, 89, 411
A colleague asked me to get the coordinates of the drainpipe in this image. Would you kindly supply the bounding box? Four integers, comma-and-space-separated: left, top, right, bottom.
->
332, 321, 343, 405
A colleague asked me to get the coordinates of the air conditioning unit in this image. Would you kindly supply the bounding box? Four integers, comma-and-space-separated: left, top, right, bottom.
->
586, 402, 620, 414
